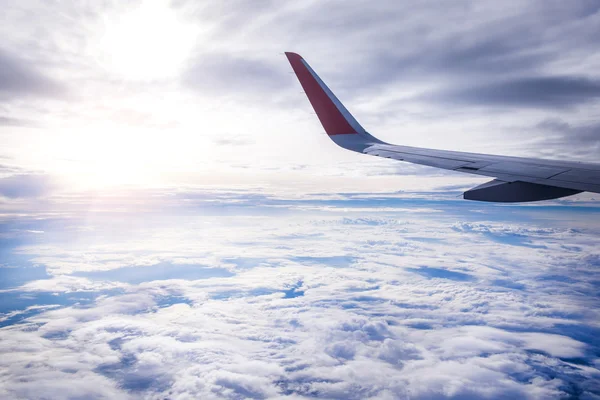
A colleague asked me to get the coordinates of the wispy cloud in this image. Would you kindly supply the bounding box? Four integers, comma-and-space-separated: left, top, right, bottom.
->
0, 48, 66, 100
0, 174, 53, 198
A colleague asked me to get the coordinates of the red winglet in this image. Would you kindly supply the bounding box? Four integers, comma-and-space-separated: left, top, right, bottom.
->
286, 52, 357, 135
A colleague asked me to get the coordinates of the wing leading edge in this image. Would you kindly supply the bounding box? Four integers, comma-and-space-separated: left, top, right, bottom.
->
285, 52, 600, 202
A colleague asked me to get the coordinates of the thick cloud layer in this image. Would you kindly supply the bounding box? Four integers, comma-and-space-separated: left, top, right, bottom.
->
1, 190, 599, 399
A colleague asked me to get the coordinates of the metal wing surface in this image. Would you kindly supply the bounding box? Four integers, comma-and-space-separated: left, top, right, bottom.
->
285, 52, 600, 202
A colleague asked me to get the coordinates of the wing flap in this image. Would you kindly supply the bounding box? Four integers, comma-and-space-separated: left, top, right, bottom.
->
550, 170, 600, 186
365, 148, 473, 169
477, 162, 569, 179
464, 179, 582, 202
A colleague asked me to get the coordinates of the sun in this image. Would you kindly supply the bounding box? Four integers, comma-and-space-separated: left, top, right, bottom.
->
96, 0, 196, 80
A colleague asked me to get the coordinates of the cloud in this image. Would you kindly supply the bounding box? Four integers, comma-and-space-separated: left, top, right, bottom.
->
0, 47, 65, 100
1, 190, 599, 398
213, 136, 255, 147
2, 0, 600, 184
426, 76, 600, 109
182, 52, 292, 101
534, 118, 600, 152
169, 0, 600, 163
0, 116, 31, 126
0, 174, 53, 198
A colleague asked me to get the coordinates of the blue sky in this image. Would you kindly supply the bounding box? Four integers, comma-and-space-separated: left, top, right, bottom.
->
1, 1, 600, 399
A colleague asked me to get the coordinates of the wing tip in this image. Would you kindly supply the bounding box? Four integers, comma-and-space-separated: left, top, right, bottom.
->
284, 51, 367, 137
284, 52, 302, 58
284, 52, 303, 65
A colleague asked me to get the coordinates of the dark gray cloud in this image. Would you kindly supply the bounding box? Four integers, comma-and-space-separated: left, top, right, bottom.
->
0, 48, 65, 100
537, 118, 600, 143
374, 37, 551, 80
425, 76, 600, 109
532, 118, 600, 157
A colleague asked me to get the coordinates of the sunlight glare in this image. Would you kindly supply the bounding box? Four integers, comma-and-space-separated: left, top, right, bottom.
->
97, 0, 196, 79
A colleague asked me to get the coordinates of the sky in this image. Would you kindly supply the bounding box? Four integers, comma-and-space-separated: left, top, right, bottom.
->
1, 0, 600, 399
2, 0, 600, 194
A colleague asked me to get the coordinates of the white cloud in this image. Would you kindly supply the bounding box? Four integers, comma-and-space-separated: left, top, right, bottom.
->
1, 191, 599, 398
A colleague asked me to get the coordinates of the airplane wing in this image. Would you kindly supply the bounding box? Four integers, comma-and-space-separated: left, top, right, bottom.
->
285, 52, 600, 202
